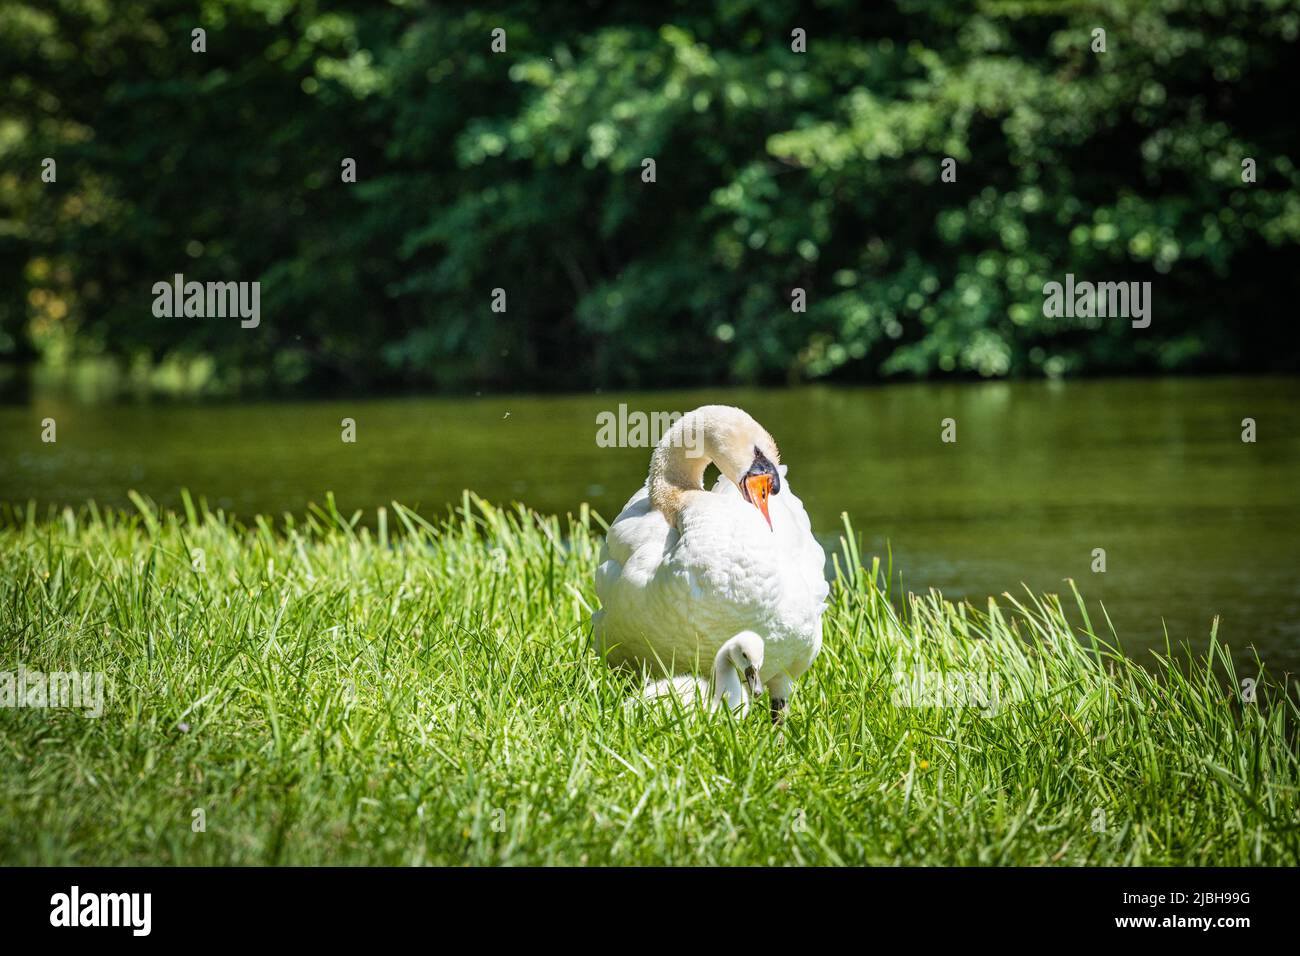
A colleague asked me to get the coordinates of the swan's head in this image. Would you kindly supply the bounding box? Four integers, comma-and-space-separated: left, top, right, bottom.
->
723, 630, 766, 698
691, 405, 782, 530
649, 404, 783, 530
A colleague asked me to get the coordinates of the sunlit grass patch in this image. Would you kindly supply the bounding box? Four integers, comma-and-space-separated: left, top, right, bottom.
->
1, 493, 1296, 865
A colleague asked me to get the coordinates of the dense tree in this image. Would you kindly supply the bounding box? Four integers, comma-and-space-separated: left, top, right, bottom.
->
2, 0, 1297, 394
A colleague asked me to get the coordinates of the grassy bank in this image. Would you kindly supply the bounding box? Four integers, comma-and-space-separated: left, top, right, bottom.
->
1, 493, 1297, 865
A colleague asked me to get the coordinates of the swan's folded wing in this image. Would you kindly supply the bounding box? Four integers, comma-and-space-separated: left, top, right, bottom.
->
773, 465, 830, 611
594, 485, 679, 655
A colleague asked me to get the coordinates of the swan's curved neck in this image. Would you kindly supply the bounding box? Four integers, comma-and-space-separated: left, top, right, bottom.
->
648, 418, 711, 527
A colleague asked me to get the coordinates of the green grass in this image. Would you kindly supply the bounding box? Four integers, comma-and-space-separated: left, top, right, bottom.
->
1, 491, 1297, 866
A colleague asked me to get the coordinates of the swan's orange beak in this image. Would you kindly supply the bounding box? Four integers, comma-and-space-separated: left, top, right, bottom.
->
743, 473, 774, 531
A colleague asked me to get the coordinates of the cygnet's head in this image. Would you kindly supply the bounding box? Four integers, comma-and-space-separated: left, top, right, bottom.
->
724, 630, 766, 698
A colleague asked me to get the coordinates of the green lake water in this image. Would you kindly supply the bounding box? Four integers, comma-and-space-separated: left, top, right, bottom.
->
3, 377, 1298, 672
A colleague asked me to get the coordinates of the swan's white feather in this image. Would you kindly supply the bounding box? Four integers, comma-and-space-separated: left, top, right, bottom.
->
593, 464, 827, 685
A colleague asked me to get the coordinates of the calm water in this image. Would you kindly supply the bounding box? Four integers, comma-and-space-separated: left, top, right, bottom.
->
3, 378, 1298, 671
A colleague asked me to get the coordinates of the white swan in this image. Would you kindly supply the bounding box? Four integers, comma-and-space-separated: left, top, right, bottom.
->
637, 631, 766, 717
593, 405, 829, 722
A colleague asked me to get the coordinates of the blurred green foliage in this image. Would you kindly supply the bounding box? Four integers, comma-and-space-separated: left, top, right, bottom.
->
2, 0, 1298, 393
